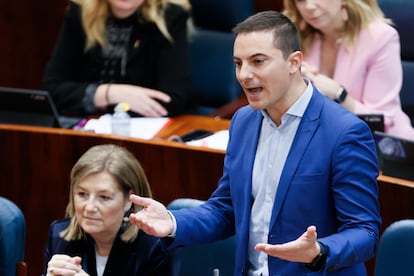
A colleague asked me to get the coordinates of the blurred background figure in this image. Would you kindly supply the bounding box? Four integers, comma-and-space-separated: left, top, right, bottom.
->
43, 0, 194, 118
284, 0, 414, 139
43, 144, 178, 276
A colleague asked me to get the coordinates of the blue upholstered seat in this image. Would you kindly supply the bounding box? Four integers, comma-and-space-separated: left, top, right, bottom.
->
167, 198, 236, 276
378, 0, 414, 125
374, 219, 414, 276
189, 29, 240, 115
190, 0, 253, 33
0, 196, 26, 276
188, 0, 253, 116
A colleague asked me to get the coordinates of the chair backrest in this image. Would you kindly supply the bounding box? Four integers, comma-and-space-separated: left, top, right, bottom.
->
167, 198, 236, 276
0, 197, 26, 276
378, 0, 414, 123
374, 219, 414, 276
189, 30, 241, 115
188, 0, 253, 115
190, 0, 254, 32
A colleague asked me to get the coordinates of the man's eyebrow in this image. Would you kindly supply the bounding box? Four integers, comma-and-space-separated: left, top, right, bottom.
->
233, 53, 267, 60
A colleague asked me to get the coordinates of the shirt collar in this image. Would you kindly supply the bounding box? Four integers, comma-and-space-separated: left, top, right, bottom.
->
261, 79, 313, 124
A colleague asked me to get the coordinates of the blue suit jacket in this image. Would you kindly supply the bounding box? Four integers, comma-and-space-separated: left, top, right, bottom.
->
44, 218, 179, 276
169, 89, 381, 275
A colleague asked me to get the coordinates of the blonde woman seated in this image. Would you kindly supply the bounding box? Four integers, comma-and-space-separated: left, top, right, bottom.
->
284, 0, 414, 139
43, 0, 194, 118
43, 144, 178, 275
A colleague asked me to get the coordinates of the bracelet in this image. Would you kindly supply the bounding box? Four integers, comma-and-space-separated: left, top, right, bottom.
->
334, 86, 347, 104
105, 83, 112, 106
306, 242, 328, 271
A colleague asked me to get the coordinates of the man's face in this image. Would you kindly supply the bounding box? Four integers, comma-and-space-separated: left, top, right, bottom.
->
233, 30, 293, 116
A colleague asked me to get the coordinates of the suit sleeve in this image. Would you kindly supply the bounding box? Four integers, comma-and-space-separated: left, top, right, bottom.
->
42, 2, 93, 115
320, 120, 381, 272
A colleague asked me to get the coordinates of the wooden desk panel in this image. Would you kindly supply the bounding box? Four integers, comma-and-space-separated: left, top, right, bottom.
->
366, 174, 414, 275
155, 114, 230, 139
0, 116, 229, 275
377, 174, 414, 231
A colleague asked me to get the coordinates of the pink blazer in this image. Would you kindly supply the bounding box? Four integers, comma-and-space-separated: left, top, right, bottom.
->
304, 20, 414, 139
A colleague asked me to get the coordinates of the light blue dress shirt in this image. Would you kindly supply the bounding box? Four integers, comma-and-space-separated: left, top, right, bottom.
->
248, 81, 313, 275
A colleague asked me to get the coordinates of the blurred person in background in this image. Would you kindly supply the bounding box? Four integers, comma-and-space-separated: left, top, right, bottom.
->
43, 0, 194, 118
284, 0, 414, 139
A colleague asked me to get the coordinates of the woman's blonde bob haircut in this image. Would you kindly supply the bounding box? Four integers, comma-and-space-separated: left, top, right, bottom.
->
71, 0, 191, 50
60, 144, 152, 242
283, 0, 390, 54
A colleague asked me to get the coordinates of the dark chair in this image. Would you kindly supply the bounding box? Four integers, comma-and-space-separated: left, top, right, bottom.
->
374, 219, 414, 276
189, 30, 240, 116
378, 0, 414, 125
188, 0, 253, 117
167, 198, 236, 276
0, 196, 26, 276
190, 0, 253, 33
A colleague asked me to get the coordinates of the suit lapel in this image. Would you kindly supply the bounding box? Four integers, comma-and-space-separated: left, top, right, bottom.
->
269, 91, 323, 227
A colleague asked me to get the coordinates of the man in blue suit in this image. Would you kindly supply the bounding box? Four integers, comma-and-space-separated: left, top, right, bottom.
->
130, 11, 381, 275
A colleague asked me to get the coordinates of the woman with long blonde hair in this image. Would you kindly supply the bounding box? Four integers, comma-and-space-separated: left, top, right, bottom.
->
43, 0, 194, 118
284, 0, 414, 139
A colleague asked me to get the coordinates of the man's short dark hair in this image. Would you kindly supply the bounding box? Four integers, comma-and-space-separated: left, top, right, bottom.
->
233, 10, 301, 59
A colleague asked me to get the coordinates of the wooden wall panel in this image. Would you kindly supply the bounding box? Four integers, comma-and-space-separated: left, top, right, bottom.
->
0, 0, 68, 89
255, 0, 284, 12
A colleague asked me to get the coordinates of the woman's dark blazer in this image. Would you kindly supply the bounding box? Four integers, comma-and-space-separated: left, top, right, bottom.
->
42, 2, 194, 116
43, 218, 179, 276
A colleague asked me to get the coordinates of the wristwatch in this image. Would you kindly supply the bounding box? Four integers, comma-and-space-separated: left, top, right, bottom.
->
334, 86, 348, 103
306, 242, 328, 271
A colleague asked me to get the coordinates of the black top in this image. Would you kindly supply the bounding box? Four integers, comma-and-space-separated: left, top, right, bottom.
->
43, 218, 179, 276
42, 2, 194, 117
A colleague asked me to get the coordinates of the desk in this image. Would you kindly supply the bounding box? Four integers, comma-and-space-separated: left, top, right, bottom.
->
377, 173, 414, 230
0, 115, 413, 276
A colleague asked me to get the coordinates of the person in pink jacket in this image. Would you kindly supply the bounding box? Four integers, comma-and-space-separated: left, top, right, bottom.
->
284, 0, 414, 139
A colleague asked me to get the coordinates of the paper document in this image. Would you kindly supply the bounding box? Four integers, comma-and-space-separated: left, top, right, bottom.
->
83, 114, 170, 140
186, 130, 229, 151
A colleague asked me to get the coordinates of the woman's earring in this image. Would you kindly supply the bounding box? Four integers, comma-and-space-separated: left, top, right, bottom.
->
122, 210, 131, 230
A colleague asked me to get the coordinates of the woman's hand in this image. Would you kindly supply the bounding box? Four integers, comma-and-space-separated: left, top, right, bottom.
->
301, 62, 341, 100
96, 84, 171, 117
47, 254, 89, 276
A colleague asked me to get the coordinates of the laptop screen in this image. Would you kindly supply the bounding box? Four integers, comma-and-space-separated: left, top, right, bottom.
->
374, 131, 414, 181
357, 114, 384, 134
0, 87, 61, 127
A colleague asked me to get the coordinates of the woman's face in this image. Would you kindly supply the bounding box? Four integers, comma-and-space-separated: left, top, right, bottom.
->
107, 0, 145, 19
74, 171, 131, 242
294, 0, 344, 32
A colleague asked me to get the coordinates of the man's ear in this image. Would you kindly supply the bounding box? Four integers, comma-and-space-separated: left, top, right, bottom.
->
288, 51, 303, 74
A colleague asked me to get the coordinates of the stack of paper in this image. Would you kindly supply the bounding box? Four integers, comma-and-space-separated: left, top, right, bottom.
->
186, 130, 229, 151
83, 114, 170, 140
